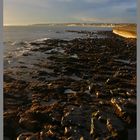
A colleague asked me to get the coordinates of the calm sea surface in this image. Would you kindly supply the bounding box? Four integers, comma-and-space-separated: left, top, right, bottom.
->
4, 25, 112, 66
4, 25, 112, 42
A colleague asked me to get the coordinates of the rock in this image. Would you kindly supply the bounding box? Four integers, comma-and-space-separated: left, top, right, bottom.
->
16, 132, 36, 140
37, 71, 48, 76
4, 31, 136, 139
4, 137, 11, 140
110, 98, 135, 125
106, 118, 128, 139
4, 75, 15, 83
19, 116, 42, 132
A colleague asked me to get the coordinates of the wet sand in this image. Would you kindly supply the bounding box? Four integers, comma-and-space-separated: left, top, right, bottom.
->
4, 30, 136, 140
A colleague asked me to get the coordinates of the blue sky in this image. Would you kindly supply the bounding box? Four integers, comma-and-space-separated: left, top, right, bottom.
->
4, 0, 137, 25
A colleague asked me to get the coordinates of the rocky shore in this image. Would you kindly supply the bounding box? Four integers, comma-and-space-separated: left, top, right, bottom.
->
4, 30, 136, 140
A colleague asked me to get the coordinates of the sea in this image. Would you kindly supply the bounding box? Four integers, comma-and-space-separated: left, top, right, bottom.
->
4, 25, 112, 68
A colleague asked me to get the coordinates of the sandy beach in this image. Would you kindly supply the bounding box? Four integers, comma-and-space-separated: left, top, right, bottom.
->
113, 24, 137, 38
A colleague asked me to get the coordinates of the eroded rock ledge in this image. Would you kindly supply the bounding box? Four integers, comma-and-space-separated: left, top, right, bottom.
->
4, 31, 136, 140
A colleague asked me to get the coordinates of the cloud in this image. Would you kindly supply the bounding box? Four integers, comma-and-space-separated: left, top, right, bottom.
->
4, 0, 136, 25
78, 17, 135, 23
126, 7, 137, 13
83, 0, 109, 4
55, 0, 73, 2
79, 17, 106, 22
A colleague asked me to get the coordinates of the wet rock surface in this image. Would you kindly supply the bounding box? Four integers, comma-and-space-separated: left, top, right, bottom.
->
4, 31, 136, 140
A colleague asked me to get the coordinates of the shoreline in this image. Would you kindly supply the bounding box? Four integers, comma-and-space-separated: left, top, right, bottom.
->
113, 25, 137, 38
113, 29, 136, 38
4, 30, 136, 140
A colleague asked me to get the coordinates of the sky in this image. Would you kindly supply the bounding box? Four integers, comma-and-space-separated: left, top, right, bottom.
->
4, 0, 137, 25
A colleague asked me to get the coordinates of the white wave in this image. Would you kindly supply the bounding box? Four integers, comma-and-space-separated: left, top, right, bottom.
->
64, 89, 77, 94
46, 47, 65, 54
11, 41, 18, 46
6, 43, 33, 59
32, 38, 50, 43
70, 54, 79, 59
11, 41, 29, 46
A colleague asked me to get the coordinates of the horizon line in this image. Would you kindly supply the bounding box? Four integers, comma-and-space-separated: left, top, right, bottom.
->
4, 22, 137, 27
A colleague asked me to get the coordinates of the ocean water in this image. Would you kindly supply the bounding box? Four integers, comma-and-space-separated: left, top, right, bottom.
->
4, 25, 112, 42
4, 25, 112, 68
